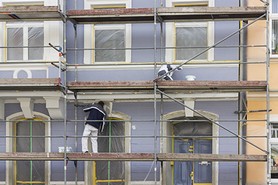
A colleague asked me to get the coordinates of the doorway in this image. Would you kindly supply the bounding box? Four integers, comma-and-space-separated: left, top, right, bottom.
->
173, 120, 212, 185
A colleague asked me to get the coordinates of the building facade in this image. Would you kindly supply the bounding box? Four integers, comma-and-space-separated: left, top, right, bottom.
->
0, 0, 269, 185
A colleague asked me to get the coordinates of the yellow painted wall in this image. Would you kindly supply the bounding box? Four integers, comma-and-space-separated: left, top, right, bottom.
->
246, 100, 267, 184
247, 0, 265, 6
247, 20, 266, 64
246, 0, 268, 184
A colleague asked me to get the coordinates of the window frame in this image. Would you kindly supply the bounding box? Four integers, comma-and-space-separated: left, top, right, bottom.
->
92, 24, 128, 64
83, 0, 131, 65
270, 0, 278, 57
14, 119, 46, 184
270, 115, 278, 183
165, 0, 214, 63
84, 111, 131, 184
271, 125, 278, 183
5, 22, 44, 62
174, 22, 209, 61
6, 112, 51, 185
0, 2, 62, 63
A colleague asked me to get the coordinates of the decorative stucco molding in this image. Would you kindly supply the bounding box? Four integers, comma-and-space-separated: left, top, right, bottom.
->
183, 99, 195, 117
44, 96, 64, 119
17, 98, 34, 119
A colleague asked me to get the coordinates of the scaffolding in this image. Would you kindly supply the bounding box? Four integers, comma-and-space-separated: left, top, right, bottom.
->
0, 0, 271, 185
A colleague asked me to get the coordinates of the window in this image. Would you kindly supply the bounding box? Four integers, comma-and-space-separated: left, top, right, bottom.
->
6, 22, 44, 61
15, 119, 46, 184
175, 22, 207, 60
271, 0, 278, 55
84, 0, 131, 64
92, 5, 129, 63
86, 112, 131, 184
95, 118, 125, 184
165, 0, 214, 62
272, 144, 278, 179
6, 113, 51, 185
270, 118, 278, 183
272, 124, 278, 138
273, 20, 278, 54
94, 24, 126, 63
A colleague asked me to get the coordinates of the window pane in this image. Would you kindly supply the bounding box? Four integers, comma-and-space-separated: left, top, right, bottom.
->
273, 0, 278, 13
272, 124, 278, 138
176, 27, 207, 60
16, 120, 45, 184
17, 161, 31, 182
16, 121, 29, 152
7, 28, 23, 60
272, 144, 278, 179
95, 29, 125, 62
28, 27, 44, 60
97, 121, 125, 184
272, 20, 278, 54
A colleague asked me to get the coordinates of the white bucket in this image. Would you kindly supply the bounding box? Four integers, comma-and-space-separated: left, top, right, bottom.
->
185, 75, 196, 81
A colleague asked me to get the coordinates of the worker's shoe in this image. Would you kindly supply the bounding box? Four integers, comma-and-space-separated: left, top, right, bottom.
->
83, 151, 88, 153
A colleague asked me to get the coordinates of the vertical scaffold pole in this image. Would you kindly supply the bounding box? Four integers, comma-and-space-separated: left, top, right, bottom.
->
266, 0, 271, 184
153, 0, 158, 184
74, 2, 78, 185
62, 0, 67, 184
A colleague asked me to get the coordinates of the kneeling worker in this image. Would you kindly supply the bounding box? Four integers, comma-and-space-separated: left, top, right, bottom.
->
158, 64, 182, 80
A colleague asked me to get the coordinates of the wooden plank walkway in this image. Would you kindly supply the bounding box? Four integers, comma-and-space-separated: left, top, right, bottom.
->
0, 6, 61, 21
0, 78, 61, 90
0, 152, 267, 162
67, 7, 266, 24
67, 80, 267, 93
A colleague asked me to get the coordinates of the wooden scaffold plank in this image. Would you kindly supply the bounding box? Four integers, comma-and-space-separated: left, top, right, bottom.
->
0, 5, 62, 21
67, 80, 267, 93
0, 152, 64, 161
0, 78, 62, 91
0, 152, 267, 162
67, 6, 266, 24
158, 153, 267, 162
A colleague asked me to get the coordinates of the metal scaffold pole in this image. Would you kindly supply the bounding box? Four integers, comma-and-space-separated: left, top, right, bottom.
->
74, 1, 78, 184
153, 0, 158, 184
266, 0, 271, 184
62, 0, 67, 184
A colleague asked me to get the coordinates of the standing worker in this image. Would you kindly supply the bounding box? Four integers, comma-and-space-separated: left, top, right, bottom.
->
158, 64, 182, 80
82, 101, 106, 153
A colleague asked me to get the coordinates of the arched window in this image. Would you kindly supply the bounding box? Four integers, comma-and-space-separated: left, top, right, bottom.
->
6, 113, 50, 185
86, 112, 131, 185
96, 117, 125, 184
